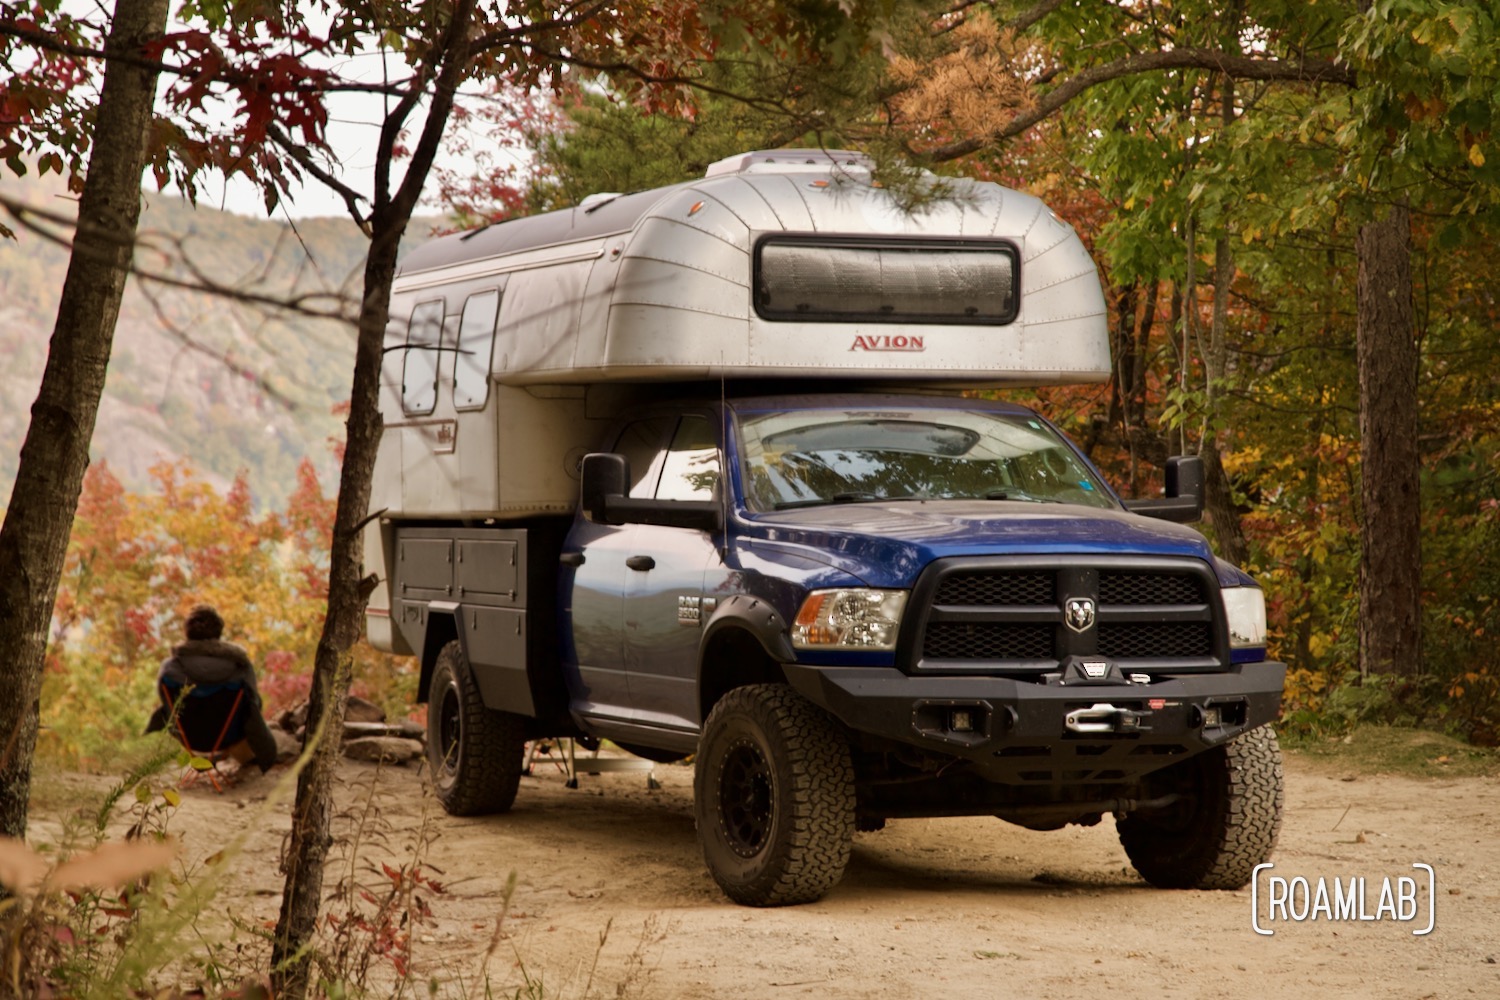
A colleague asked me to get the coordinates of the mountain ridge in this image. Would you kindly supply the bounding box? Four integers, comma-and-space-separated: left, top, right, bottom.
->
0, 175, 445, 510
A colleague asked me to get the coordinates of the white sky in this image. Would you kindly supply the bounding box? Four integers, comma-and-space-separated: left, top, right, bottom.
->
149, 11, 521, 222
159, 43, 413, 220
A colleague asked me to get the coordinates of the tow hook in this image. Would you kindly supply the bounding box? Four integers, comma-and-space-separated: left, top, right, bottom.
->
1064, 703, 1146, 734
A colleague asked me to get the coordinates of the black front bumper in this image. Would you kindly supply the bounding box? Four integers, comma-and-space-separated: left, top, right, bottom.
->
782, 660, 1286, 785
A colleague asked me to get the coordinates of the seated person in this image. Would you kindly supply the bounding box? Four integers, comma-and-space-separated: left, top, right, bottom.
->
146, 604, 279, 773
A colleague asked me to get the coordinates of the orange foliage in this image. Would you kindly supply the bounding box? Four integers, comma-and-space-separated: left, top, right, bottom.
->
42, 460, 414, 768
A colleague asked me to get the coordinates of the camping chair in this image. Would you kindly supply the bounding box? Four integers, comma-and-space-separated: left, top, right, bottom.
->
158, 679, 252, 792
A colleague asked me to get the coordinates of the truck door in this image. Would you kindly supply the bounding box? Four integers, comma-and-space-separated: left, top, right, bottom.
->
622, 415, 725, 733
564, 416, 674, 724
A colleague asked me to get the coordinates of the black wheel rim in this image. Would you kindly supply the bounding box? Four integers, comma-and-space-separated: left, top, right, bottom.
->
719, 739, 774, 857
437, 685, 461, 774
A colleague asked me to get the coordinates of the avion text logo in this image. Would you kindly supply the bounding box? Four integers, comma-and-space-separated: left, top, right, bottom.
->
1250, 863, 1436, 936
850, 334, 924, 352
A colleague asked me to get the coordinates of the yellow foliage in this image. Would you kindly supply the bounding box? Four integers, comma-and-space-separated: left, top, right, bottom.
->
887, 17, 1033, 148
1283, 666, 1329, 714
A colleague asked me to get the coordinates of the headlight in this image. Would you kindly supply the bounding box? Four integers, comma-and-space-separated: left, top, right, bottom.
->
1221, 587, 1267, 649
792, 589, 907, 651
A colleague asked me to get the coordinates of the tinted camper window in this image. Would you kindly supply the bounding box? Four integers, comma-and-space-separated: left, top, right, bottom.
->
753, 236, 1019, 325
454, 289, 500, 409
401, 300, 445, 415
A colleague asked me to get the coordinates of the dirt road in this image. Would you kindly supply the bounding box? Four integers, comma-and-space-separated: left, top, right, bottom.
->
42, 741, 1500, 999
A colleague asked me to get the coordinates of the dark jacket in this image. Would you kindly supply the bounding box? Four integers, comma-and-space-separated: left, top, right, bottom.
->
146, 639, 265, 736
158, 639, 262, 705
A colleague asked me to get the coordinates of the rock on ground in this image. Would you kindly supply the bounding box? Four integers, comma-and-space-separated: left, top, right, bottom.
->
342, 736, 425, 764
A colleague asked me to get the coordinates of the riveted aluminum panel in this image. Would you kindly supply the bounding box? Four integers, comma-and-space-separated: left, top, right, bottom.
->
398, 537, 453, 600
391, 160, 1107, 390
456, 537, 521, 606
497, 258, 595, 375
464, 604, 532, 714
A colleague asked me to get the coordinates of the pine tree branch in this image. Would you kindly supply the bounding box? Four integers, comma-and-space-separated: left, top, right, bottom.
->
928, 47, 1356, 162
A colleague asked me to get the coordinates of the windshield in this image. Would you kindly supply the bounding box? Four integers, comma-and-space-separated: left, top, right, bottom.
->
736, 407, 1117, 512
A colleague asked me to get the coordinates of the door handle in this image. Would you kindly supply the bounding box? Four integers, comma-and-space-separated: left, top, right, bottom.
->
559, 552, 585, 567
626, 555, 656, 571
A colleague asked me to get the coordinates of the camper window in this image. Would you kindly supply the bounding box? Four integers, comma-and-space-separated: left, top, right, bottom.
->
401, 300, 445, 415
753, 235, 1019, 325
454, 289, 500, 409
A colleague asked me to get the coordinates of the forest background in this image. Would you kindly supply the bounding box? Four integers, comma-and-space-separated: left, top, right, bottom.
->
0, 1, 1497, 994
3, 0, 1497, 775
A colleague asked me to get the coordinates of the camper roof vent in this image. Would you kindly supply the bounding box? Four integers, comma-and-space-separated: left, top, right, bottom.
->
705, 149, 874, 178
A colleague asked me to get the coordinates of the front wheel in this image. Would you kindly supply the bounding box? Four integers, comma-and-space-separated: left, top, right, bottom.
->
427, 641, 527, 816
694, 684, 855, 906
1118, 726, 1284, 889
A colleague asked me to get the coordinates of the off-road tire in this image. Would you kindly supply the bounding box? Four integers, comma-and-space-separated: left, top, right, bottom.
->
1118, 725, 1284, 889
427, 641, 526, 816
694, 684, 855, 906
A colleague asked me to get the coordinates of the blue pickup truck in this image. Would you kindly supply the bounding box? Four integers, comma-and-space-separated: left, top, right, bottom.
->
364, 151, 1285, 906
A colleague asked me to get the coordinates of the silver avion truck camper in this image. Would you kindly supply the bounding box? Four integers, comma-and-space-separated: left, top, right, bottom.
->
366, 150, 1286, 906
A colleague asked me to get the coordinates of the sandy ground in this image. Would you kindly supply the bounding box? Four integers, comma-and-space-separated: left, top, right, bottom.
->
31, 743, 1500, 999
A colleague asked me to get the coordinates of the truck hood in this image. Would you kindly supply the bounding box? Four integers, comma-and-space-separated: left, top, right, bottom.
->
738, 500, 1220, 588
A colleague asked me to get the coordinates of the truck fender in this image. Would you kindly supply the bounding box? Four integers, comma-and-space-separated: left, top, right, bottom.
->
697, 594, 797, 724
700, 594, 796, 665
416, 603, 463, 704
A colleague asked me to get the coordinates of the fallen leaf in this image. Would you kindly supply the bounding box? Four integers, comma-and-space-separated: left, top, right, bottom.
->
45, 838, 178, 893
0, 836, 50, 897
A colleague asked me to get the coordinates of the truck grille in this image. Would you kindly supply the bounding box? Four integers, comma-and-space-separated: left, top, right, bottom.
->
907, 557, 1226, 675
923, 622, 1054, 660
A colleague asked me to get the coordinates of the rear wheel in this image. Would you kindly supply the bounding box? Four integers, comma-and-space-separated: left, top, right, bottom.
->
694, 684, 855, 906
427, 641, 527, 816
1118, 726, 1284, 889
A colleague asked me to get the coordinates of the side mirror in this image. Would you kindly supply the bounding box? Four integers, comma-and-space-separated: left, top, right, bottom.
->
1124, 455, 1205, 523
581, 452, 629, 524
1165, 455, 1203, 506
578, 452, 723, 532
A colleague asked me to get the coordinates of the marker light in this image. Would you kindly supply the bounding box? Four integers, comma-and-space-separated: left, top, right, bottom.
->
792, 589, 908, 651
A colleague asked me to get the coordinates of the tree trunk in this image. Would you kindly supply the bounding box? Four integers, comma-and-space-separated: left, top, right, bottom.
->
269, 2, 476, 993
268, 227, 396, 999
1355, 205, 1422, 679
1202, 232, 1249, 567
1202, 443, 1249, 567
0, 0, 170, 839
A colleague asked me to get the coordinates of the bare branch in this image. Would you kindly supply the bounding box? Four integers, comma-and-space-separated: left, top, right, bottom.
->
266, 123, 371, 234
928, 47, 1356, 162
0, 192, 357, 324
468, 0, 615, 54
0, 16, 411, 97
525, 46, 799, 117
136, 280, 300, 410
1001, 0, 1069, 35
